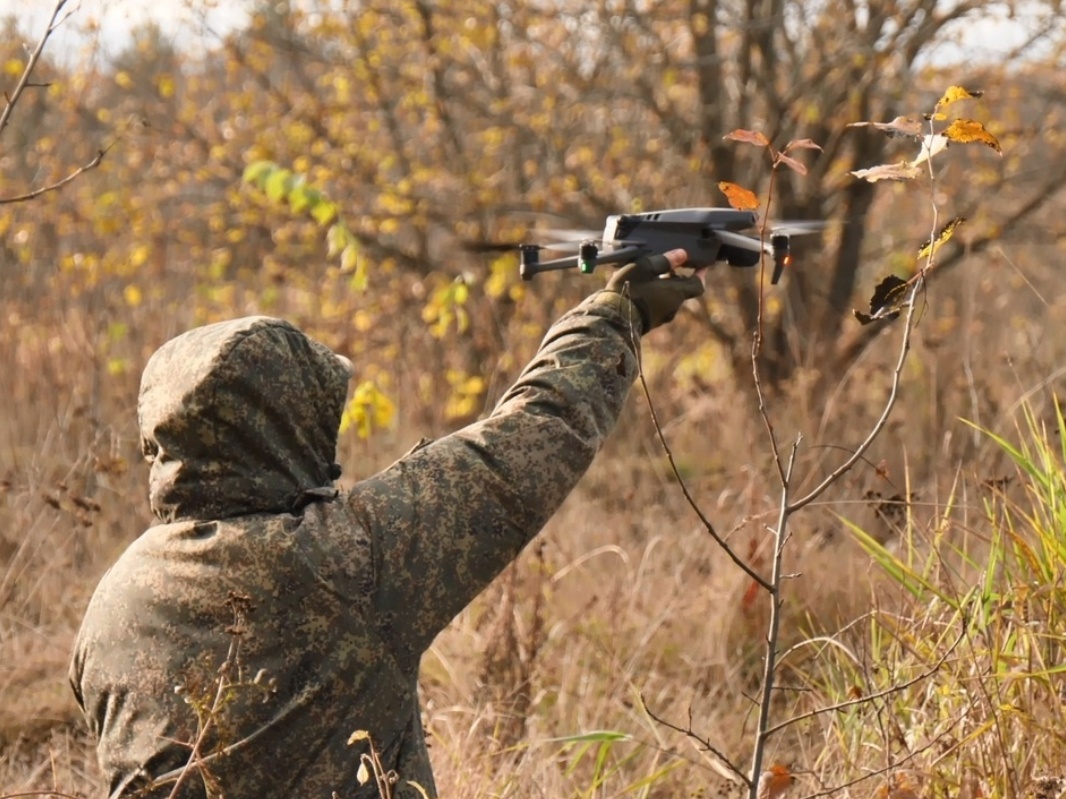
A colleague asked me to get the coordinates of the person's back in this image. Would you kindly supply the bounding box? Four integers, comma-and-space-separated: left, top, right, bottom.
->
72, 500, 427, 798
70, 317, 429, 797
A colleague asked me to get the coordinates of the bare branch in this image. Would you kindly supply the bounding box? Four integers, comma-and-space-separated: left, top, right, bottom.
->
0, 0, 70, 140
762, 621, 967, 738
640, 694, 751, 788
794, 696, 980, 799
0, 146, 109, 205
747, 439, 799, 799
785, 278, 922, 513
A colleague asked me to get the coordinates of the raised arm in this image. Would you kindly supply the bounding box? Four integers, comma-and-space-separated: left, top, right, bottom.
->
350, 256, 703, 666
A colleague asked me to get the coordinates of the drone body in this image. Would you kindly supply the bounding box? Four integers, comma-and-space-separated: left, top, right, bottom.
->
515, 207, 813, 284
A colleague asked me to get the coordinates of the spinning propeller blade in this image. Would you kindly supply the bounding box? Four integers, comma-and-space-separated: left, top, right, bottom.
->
767, 220, 827, 236
462, 239, 586, 254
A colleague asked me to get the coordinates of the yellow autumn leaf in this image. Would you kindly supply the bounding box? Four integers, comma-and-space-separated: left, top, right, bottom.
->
123, 284, 143, 307
156, 73, 176, 98
717, 181, 760, 211
129, 243, 150, 267
405, 780, 432, 799
942, 119, 1002, 154
340, 381, 396, 438
936, 85, 983, 109
918, 217, 965, 261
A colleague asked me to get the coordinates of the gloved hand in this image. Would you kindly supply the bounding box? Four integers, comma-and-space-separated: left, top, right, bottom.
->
606, 249, 706, 332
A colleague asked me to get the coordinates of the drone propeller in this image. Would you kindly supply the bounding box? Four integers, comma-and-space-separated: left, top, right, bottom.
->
539, 227, 602, 241
462, 241, 529, 253
715, 220, 827, 253
461, 239, 587, 254
764, 220, 827, 236
464, 234, 647, 256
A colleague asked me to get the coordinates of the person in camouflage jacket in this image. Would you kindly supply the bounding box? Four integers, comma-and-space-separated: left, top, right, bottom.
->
70, 251, 704, 798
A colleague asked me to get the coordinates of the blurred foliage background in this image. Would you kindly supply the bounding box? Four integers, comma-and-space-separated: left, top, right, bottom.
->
2, 0, 1066, 796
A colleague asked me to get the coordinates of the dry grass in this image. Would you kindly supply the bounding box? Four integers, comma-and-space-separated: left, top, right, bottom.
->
5, 242, 1066, 799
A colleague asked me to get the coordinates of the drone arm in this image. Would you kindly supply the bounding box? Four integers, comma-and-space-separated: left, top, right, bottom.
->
520, 254, 580, 280
520, 246, 654, 281
587, 246, 650, 269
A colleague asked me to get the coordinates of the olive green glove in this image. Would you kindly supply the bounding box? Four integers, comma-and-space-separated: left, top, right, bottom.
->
606, 254, 705, 333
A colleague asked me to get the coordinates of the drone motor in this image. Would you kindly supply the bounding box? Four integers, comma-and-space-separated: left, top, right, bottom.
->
771, 234, 791, 284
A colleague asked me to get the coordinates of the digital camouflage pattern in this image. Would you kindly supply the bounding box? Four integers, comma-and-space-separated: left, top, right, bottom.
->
70, 292, 647, 799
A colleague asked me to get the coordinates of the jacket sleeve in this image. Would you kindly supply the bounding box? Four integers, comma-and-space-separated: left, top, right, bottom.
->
347, 290, 645, 666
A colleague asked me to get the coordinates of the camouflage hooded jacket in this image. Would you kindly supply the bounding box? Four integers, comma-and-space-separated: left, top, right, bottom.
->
70, 291, 645, 799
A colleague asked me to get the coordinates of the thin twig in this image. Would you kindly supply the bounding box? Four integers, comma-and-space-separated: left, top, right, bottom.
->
762, 620, 967, 738
638, 694, 751, 788
0, 146, 110, 204
157, 593, 254, 799
785, 282, 921, 513
162, 633, 241, 799
752, 164, 788, 485
795, 697, 980, 799
0, 0, 69, 140
632, 312, 773, 591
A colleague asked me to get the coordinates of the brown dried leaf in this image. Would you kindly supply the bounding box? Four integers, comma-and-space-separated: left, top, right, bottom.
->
942, 119, 1002, 154
847, 116, 924, 138
853, 275, 911, 325
723, 128, 770, 148
775, 152, 808, 175
784, 137, 823, 152
717, 181, 760, 211
850, 161, 921, 183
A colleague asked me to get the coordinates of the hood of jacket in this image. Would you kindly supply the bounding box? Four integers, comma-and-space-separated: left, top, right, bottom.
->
138, 316, 351, 523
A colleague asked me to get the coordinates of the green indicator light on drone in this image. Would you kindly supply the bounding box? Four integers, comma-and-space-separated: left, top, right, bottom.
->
578, 243, 598, 274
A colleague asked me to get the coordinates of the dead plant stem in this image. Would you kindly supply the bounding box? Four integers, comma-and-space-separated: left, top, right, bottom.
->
164, 633, 242, 799
748, 439, 799, 798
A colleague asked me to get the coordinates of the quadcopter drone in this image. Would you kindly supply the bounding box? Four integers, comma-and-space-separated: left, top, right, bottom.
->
469, 208, 824, 285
